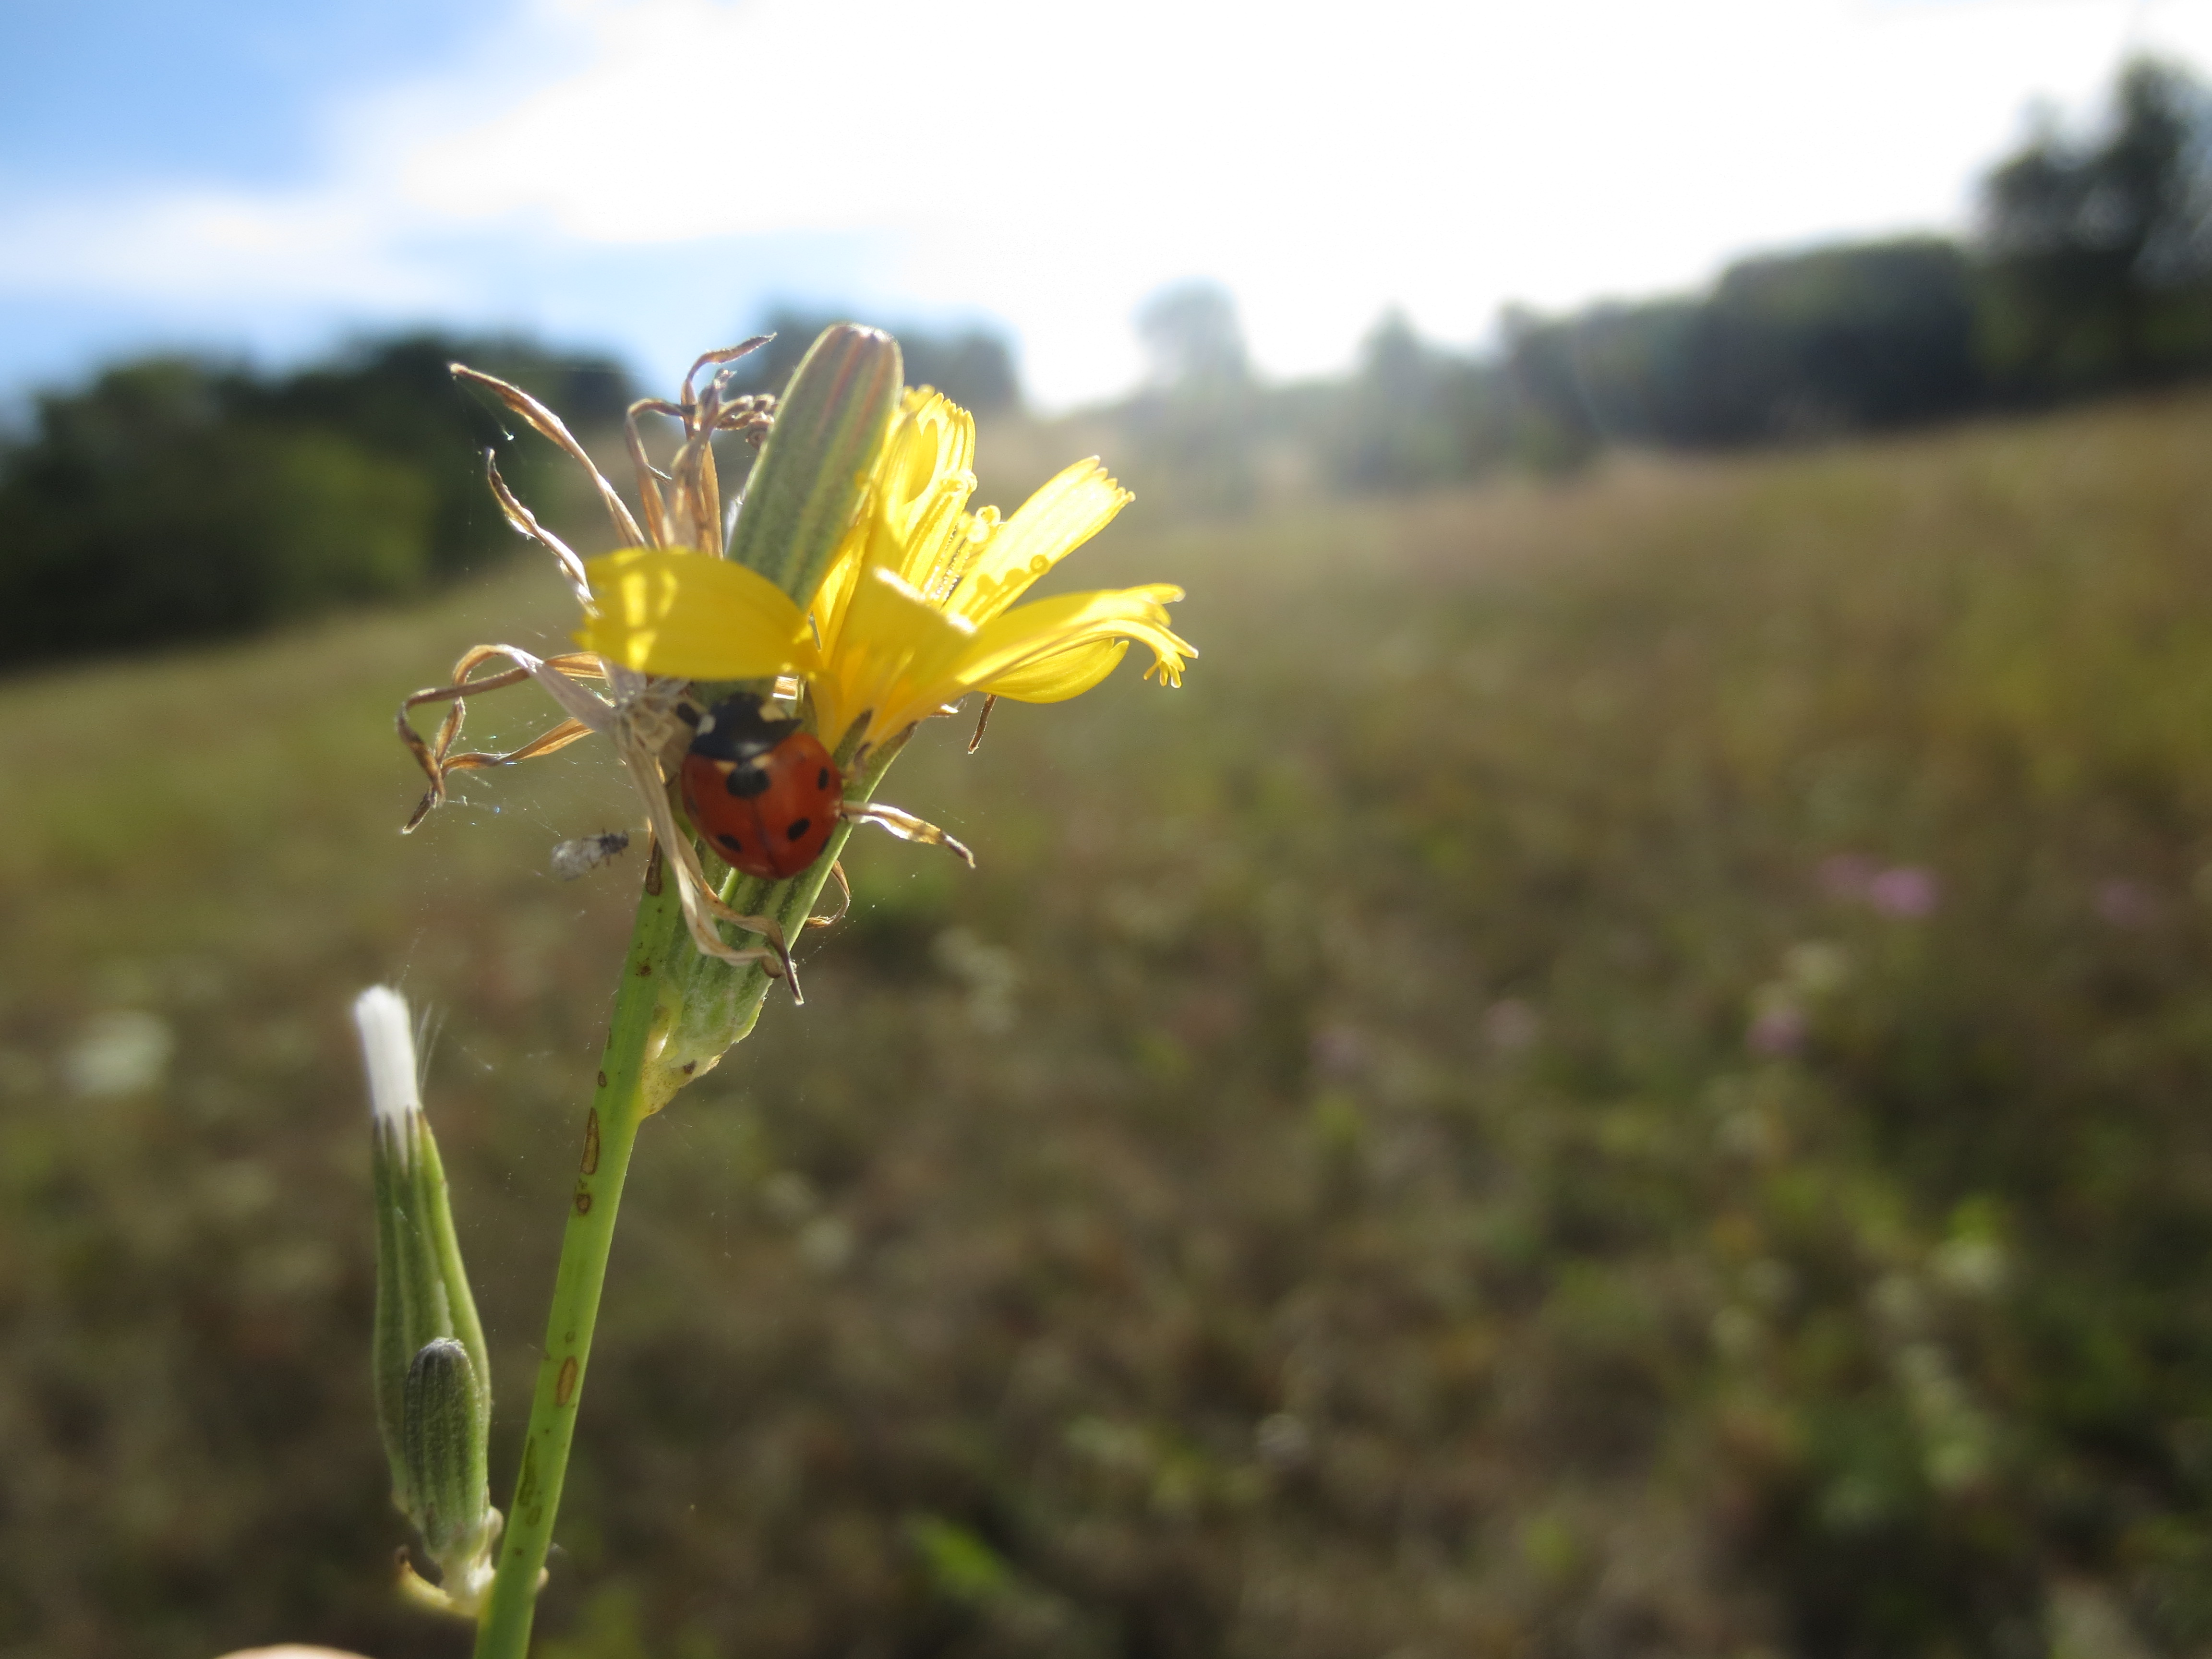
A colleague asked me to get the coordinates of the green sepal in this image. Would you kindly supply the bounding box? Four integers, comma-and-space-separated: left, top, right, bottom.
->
372, 1109, 491, 1521
727, 324, 902, 606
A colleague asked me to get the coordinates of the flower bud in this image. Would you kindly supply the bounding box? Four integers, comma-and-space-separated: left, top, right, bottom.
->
403, 1338, 494, 1577
727, 323, 902, 605
356, 986, 496, 1609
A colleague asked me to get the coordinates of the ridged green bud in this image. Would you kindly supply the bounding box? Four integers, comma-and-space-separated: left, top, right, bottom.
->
358, 986, 497, 1610
727, 323, 902, 605
403, 1338, 493, 1569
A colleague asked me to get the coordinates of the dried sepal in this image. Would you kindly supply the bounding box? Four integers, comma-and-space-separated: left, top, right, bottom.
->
667, 415, 720, 555
626, 352, 779, 556
670, 373, 763, 553
967, 693, 998, 754
668, 337, 774, 551
805, 860, 852, 931
839, 800, 976, 866
392, 647, 798, 990
716, 395, 776, 444
482, 453, 591, 606
450, 363, 645, 546
680, 336, 772, 412
623, 399, 676, 549
396, 646, 609, 831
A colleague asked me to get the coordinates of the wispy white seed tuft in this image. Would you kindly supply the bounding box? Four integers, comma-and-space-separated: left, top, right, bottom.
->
353, 986, 422, 1128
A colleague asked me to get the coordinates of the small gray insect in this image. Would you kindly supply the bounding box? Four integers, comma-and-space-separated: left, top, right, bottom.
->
549, 830, 631, 881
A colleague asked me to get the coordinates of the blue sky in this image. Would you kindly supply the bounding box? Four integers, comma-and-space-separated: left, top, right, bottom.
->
2, 2, 485, 189
5, 0, 2212, 409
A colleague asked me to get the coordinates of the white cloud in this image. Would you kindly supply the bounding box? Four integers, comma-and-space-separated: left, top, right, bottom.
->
11, 0, 2212, 404
0, 187, 443, 307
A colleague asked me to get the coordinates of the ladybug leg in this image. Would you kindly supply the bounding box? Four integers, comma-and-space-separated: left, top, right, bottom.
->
805, 861, 851, 931
839, 802, 976, 868
612, 743, 802, 999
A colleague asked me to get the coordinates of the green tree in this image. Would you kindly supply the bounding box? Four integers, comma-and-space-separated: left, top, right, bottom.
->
1503, 240, 1982, 458
0, 335, 633, 667
1980, 57, 2212, 391
0, 360, 433, 661
254, 333, 631, 579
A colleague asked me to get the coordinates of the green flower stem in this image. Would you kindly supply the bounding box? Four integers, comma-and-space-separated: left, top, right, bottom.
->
471, 770, 879, 1658
470, 866, 681, 1659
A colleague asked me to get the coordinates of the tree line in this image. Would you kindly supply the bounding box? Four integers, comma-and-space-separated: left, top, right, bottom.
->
5, 56, 2210, 662
0, 318, 1018, 670
0, 338, 631, 666
1118, 56, 2212, 501
1362, 57, 2212, 486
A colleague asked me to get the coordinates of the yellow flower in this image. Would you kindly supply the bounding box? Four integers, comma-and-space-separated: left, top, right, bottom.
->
580, 389, 1193, 754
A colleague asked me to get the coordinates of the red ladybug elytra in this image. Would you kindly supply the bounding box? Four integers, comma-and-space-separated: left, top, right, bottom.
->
677, 694, 842, 880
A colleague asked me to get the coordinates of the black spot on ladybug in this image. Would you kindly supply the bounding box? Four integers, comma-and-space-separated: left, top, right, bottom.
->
679, 692, 844, 882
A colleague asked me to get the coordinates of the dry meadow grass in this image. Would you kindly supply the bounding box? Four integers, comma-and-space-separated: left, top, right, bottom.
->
9, 395, 2212, 1656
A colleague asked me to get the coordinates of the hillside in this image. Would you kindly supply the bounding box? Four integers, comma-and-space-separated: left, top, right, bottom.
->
8, 394, 2212, 1657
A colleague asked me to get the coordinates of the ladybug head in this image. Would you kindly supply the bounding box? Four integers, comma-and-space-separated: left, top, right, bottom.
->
685, 692, 802, 765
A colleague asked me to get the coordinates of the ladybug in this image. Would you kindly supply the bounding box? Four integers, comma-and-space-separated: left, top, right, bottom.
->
677, 693, 842, 880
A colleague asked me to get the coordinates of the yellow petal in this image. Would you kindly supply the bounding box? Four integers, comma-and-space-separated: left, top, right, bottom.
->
891, 466, 977, 596
949, 459, 1133, 625
883, 390, 974, 534
579, 548, 821, 680
982, 638, 1130, 703
810, 526, 867, 652
869, 390, 976, 594
814, 389, 978, 657
814, 565, 980, 748
955, 585, 1194, 697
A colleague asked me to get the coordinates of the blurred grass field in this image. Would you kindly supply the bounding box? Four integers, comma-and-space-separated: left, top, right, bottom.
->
9, 393, 2212, 1658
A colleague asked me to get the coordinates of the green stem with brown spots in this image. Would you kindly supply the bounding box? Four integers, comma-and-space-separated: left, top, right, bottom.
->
470, 808, 862, 1657
463, 700, 904, 1659
470, 861, 681, 1659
